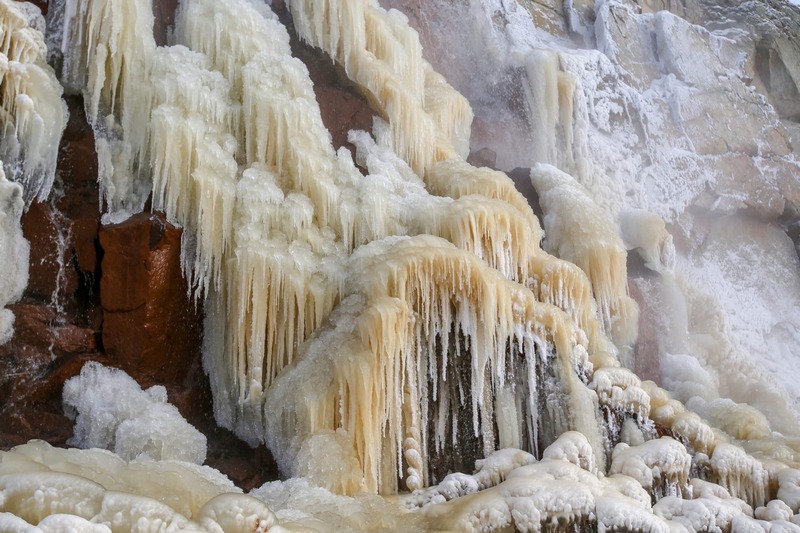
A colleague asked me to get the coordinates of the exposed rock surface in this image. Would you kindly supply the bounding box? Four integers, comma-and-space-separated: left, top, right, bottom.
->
99, 212, 201, 384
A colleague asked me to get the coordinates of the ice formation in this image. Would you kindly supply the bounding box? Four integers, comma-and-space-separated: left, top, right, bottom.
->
0, 0, 66, 203
43, 0, 613, 498
3, 0, 800, 530
531, 163, 639, 348
264, 236, 604, 493
0, 163, 28, 345
400, 431, 792, 532
609, 437, 691, 499
62, 362, 207, 464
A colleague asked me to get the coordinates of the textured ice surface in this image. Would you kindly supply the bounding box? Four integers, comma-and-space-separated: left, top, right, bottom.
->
0, 165, 29, 345
62, 362, 207, 464
380, 0, 800, 439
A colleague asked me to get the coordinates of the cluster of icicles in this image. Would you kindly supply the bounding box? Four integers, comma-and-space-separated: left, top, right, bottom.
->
3, 0, 800, 530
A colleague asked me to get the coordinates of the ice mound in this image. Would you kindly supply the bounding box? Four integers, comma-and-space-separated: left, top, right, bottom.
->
62, 362, 207, 464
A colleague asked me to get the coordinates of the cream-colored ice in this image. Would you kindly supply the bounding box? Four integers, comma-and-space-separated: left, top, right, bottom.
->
264, 235, 603, 494
531, 163, 639, 347
50, 0, 627, 494
0, 441, 274, 532
0, 0, 65, 203
0, 163, 28, 345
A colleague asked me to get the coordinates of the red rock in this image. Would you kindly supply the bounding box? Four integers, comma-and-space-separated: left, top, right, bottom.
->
22, 202, 67, 301
52, 324, 97, 354
506, 167, 544, 220
0, 409, 73, 448
70, 217, 99, 273
55, 96, 100, 221
628, 278, 661, 383
99, 214, 157, 312
99, 212, 203, 384
1, 303, 57, 362
0, 351, 111, 450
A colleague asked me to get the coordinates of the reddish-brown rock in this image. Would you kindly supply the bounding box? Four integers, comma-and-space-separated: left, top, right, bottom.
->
467, 147, 498, 169
70, 217, 99, 273
0, 300, 106, 449
99, 212, 202, 384
506, 167, 544, 220
629, 277, 662, 383
22, 202, 73, 303
1, 2, 384, 491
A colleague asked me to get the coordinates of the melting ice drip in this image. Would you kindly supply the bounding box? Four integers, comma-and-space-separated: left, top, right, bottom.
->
4, 0, 800, 531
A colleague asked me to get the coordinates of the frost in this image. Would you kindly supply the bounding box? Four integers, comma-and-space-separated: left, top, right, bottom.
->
619, 209, 676, 273
264, 240, 605, 493
531, 163, 639, 347
610, 437, 692, 499
5, 0, 800, 529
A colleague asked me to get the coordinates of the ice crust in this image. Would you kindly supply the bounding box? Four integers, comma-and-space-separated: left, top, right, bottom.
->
49, 0, 618, 499
381, 0, 800, 451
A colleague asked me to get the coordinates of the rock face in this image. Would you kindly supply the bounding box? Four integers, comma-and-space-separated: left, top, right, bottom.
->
99, 212, 201, 384
0, 95, 103, 450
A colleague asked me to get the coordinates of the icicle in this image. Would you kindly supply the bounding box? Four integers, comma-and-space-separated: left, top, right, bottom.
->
265, 236, 604, 495
524, 50, 560, 166
610, 437, 692, 500
531, 162, 640, 347
542, 431, 597, 475
47, 0, 647, 504
288, 0, 472, 176
591, 367, 651, 421
59, 0, 156, 212
710, 443, 770, 509
0, 0, 66, 203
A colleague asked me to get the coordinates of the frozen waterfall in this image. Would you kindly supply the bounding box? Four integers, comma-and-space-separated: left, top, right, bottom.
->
2, 0, 800, 531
